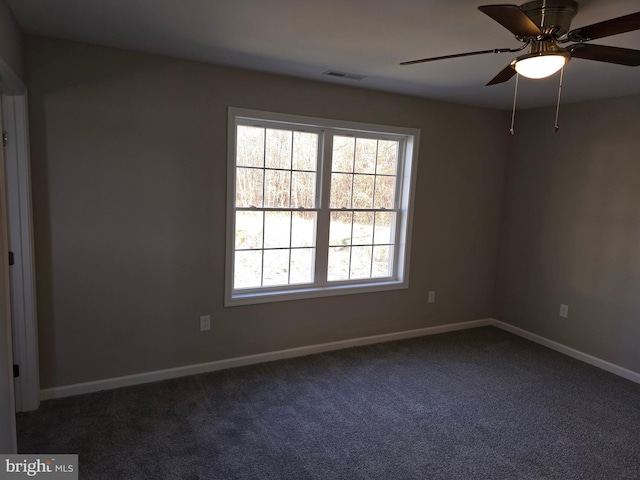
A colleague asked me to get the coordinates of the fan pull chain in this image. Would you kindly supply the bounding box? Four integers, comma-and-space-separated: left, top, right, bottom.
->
510, 73, 519, 135
554, 65, 565, 133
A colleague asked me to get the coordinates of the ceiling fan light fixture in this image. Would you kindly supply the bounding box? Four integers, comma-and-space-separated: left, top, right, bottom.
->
514, 52, 568, 79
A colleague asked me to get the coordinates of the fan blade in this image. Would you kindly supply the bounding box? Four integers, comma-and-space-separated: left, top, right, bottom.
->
568, 43, 640, 66
486, 63, 517, 85
567, 12, 640, 42
478, 5, 543, 37
400, 48, 514, 66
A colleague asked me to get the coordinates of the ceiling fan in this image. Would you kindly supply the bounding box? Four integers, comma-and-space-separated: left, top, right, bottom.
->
401, 1, 640, 86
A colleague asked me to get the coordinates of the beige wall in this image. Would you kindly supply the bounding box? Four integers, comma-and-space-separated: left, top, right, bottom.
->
495, 95, 640, 373
25, 36, 509, 389
0, 0, 22, 80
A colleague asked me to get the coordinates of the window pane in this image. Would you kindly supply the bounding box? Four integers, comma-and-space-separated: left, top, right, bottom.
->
374, 212, 394, 245
234, 250, 263, 289
376, 140, 398, 175
352, 211, 374, 245
372, 245, 393, 278
293, 132, 318, 171
291, 171, 316, 209
329, 211, 352, 246
332, 136, 355, 173
263, 249, 290, 286
292, 211, 316, 248
352, 174, 374, 209
236, 167, 263, 207
374, 175, 396, 209
354, 138, 377, 174
330, 173, 353, 209
328, 246, 350, 281
236, 126, 264, 168
264, 211, 291, 249
230, 112, 416, 303
290, 248, 314, 284
265, 128, 292, 169
350, 246, 372, 279
235, 211, 263, 249
264, 169, 291, 208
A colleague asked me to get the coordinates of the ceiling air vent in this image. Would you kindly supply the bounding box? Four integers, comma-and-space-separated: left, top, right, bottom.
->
322, 70, 367, 81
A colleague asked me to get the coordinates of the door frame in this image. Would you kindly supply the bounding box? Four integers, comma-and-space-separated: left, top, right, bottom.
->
2, 94, 39, 412
0, 93, 17, 453
0, 55, 39, 415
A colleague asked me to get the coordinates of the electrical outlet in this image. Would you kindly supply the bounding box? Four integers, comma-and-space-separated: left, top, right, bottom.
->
559, 304, 569, 318
200, 315, 211, 331
428, 291, 436, 304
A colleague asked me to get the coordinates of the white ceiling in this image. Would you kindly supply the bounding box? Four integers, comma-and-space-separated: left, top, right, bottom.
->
7, 0, 640, 110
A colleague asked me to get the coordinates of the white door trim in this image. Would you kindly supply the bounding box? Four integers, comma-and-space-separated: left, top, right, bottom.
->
0, 94, 17, 453
0, 56, 24, 97
2, 93, 39, 412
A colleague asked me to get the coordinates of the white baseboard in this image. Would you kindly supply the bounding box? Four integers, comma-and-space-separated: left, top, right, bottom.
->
40, 318, 492, 400
489, 319, 640, 385
40, 318, 640, 401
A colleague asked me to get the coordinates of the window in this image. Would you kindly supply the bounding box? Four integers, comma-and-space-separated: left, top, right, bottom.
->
226, 108, 419, 306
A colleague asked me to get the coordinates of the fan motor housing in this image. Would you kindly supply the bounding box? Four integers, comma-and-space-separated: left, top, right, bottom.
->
520, 0, 579, 36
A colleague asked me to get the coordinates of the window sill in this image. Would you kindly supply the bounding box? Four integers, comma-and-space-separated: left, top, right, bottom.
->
225, 280, 408, 307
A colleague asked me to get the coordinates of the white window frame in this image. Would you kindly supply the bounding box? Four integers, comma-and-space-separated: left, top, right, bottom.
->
225, 107, 420, 306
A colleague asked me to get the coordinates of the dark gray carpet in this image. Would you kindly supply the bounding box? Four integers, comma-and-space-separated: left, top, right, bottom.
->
17, 326, 640, 479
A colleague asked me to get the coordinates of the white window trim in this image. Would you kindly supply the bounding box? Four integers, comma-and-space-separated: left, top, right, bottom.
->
225, 107, 420, 307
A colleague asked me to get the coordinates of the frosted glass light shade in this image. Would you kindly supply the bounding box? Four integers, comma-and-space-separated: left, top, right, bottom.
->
515, 54, 567, 79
